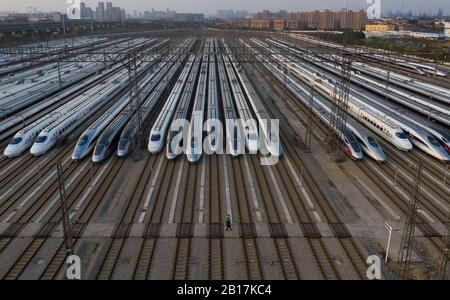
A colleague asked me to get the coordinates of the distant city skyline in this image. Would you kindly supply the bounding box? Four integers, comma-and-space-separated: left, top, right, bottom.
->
2, 0, 450, 15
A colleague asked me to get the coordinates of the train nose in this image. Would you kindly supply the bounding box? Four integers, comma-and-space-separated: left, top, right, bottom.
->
30, 144, 44, 156
148, 142, 162, 154
117, 148, 128, 157
166, 151, 178, 160
438, 150, 450, 162
376, 151, 387, 163
397, 140, 413, 151
3, 145, 16, 157
92, 155, 103, 164
71, 149, 83, 161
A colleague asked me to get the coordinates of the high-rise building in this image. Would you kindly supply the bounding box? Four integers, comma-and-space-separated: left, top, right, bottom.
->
80, 2, 86, 19
308, 10, 320, 29
95, 2, 105, 22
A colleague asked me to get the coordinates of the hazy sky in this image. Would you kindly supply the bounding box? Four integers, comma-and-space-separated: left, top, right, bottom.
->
2, 0, 449, 15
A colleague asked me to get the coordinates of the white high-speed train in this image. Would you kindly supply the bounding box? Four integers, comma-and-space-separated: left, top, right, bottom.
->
185, 41, 209, 162
148, 54, 195, 154
166, 54, 201, 160
245, 42, 366, 160
234, 39, 284, 157
265, 51, 413, 152
72, 56, 161, 160
266, 38, 450, 126
3, 82, 107, 157
217, 54, 241, 157
203, 38, 220, 155
348, 93, 450, 161
223, 52, 259, 154
30, 72, 130, 155
116, 55, 185, 158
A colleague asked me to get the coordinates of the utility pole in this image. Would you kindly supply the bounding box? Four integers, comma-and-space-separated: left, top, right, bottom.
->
397, 160, 423, 279
57, 161, 73, 257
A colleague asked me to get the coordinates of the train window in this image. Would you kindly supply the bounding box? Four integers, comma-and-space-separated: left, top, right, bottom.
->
10, 137, 23, 145
367, 137, 379, 147
94, 144, 104, 156
427, 136, 441, 147
151, 134, 161, 142
35, 136, 47, 143
395, 132, 408, 139
78, 135, 89, 146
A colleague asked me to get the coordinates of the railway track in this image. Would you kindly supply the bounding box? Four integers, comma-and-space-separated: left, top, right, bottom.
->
39, 158, 126, 280
239, 48, 377, 279
248, 53, 446, 260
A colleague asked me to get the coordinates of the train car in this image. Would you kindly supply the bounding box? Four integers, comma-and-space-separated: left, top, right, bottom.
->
3, 81, 107, 157
223, 53, 259, 154
118, 39, 196, 158
148, 54, 195, 154
166, 53, 201, 160
93, 113, 130, 163
202, 38, 220, 155
185, 41, 209, 162
30, 71, 130, 156
243, 40, 365, 161
217, 53, 244, 157
72, 55, 163, 160
233, 40, 283, 157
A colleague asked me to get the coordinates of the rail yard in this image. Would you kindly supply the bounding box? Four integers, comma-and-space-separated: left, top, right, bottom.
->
0, 29, 448, 280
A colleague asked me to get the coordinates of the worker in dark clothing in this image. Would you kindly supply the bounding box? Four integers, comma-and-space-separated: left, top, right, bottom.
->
225, 214, 232, 231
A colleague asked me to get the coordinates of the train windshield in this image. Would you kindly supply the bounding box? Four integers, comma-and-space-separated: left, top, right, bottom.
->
10, 137, 23, 145
395, 132, 408, 139
347, 135, 360, 151
78, 135, 89, 146
151, 134, 161, 142
94, 143, 104, 155
35, 135, 47, 143
118, 139, 128, 150
427, 136, 441, 147
367, 136, 379, 147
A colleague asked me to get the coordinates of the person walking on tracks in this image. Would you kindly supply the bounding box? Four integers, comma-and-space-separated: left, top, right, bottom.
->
225, 214, 232, 231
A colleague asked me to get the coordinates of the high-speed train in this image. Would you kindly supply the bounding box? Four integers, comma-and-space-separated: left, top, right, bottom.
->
266, 38, 450, 126
73, 56, 163, 160
217, 54, 241, 157
117, 39, 195, 157
148, 54, 195, 154
223, 52, 259, 154
285, 33, 448, 78
202, 38, 221, 156
29, 71, 131, 155
400, 62, 448, 77
242, 39, 373, 161
266, 40, 449, 160
347, 89, 450, 161
119, 39, 196, 158
166, 54, 201, 160
93, 111, 130, 163
234, 39, 284, 157
184, 42, 208, 162
260, 47, 413, 152
0, 38, 155, 120
3, 80, 108, 157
